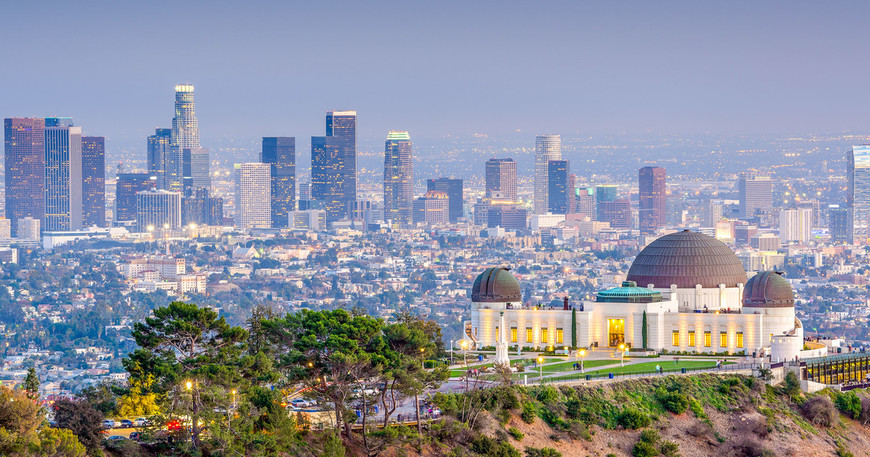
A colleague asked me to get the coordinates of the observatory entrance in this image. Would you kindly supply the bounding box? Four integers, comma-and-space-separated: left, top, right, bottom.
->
607, 318, 625, 347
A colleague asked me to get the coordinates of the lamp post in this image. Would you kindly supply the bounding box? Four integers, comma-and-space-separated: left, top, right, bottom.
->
578, 349, 586, 373
420, 347, 425, 369
450, 340, 454, 366
537, 356, 544, 383
461, 340, 468, 366
619, 343, 626, 367
231, 389, 237, 410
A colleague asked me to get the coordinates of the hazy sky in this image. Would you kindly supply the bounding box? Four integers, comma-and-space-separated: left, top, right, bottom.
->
2, 1, 870, 143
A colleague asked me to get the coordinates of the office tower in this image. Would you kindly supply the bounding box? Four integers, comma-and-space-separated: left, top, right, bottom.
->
828, 204, 852, 243
547, 160, 570, 214
738, 174, 773, 219
485, 158, 517, 200
595, 185, 618, 221
412, 191, 449, 225
288, 210, 327, 231
735, 224, 758, 245
848, 145, 870, 243
326, 110, 357, 203
234, 163, 271, 230
116, 173, 156, 223
261, 137, 296, 228
136, 190, 182, 232
779, 208, 814, 244
147, 128, 171, 188
487, 206, 528, 230
383, 131, 413, 225
81, 136, 106, 227
182, 147, 210, 196
534, 135, 561, 214
182, 188, 207, 226
311, 111, 356, 222
638, 166, 666, 234
427, 178, 463, 223
567, 174, 577, 214
44, 125, 83, 231
4, 118, 45, 236
44, 117, 73, 127
206, 196, 224, 226
598, 199, 631, 229
168, 84, 200, 192
0, 219, 9, 242
18, 217, 40, 241
347, 200, 373, 223
575, 188, 595, 218
706, 200, 724, 227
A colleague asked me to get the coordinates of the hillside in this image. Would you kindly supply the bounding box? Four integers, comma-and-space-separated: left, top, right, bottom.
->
343, 374, 870, 457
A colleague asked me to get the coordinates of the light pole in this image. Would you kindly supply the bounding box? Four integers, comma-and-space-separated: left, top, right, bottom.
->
619, 343, 626, 367
461, 340, 468, 366
578, 349, 586, 373
537, 356, 544, 383
450, 339, 454, 366
231, 389, 237, 410
420, 347, 425, 369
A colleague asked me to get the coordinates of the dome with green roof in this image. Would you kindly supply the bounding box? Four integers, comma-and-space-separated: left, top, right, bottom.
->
596, 281, 663, 303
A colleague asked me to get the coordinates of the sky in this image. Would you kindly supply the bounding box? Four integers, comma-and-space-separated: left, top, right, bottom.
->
2, 0, 870, 144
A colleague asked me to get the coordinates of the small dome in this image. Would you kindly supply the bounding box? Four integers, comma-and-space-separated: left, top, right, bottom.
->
471, 267, 522, 303
626, 230, 748, 289
743, 271, 794, 308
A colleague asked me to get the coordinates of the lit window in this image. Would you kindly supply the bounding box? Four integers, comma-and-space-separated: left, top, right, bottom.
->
511, 327, 517, 343
672, 331, 679, 346
556, 328, 563, 344
541, 328, 549, 344
688, 331, 696, 347
720, 332, 727, 348
737, 332, 744, 348
704, 331, 711, 348
526, 328, 533, 343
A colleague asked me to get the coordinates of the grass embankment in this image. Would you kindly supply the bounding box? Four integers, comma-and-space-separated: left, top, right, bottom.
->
549, 360, 734, 381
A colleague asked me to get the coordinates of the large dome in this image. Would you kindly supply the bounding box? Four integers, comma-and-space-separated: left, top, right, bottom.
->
471, 267, 522, 303
626, 230, 748, 289
743, 271, 794, 308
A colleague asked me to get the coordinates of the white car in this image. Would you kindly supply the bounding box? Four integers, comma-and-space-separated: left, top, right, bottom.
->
101, 420, 115, 429
133, 418, 149, 427
289, 399, 312, 408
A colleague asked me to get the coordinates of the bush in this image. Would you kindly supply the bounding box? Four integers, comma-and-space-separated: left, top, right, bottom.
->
661, 440, 680, 457
835, 392, 861, 420
633, 429, 660, 457
508, 427, 524, 441
521, 402, 537, 424
471, 436, 521, 457
617, 408, 651, 430
535, 386, 560, 405
524, 447, 562, 457
783, 372, 801, 397
801, 396, 838, 427
656, 388, 690, 414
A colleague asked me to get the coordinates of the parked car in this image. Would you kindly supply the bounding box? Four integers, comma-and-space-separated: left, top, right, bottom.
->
101, 420, 115, 430
129, 432, 141, 441
133, 417, 149, 427
289, 398, 312, 408
120, 419, 133, 428
106, 435, 127, 441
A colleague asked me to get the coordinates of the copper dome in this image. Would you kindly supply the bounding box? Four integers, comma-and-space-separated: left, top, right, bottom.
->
742, 271, 794, 308
471, 267, 522, 303
626, 230, 748, 289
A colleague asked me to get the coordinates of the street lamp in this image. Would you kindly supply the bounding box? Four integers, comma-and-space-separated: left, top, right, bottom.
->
185, 380, 193, 390
618, 344, 626, 367
231, 389, 236, 410
460, 340, 468, 366
420, 347, 425, 369
450, 339, 454, 366
537, 356, 544, 382
578, 349, 586, 373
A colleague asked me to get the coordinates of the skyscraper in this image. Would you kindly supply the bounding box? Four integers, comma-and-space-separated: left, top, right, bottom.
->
639, 166, 667, 234
168, 84, 200, 192
595, 185, 618, 222
136, 190, 182, 232
779, 208, 813, 244
234, 163, 271, 230
261, 137, 296, 228
81, 136, 106, 227
738, 174, 773, 219
383, 131, 413, 225
182, 147, 210, 196
828, 204, 852, 244
147, 128, 171, 188
116, 173, 156, 224
485, 158, 517, 200
312, 111, 356, 222
44, 125, 83, 231
412, 191, 449, 226
547, 160, 570, 214
534, 134, 561, 214
848, 145, 870, 244
427, 178, 463, 223
4, 118, 45, 236
598, 199, 631, 229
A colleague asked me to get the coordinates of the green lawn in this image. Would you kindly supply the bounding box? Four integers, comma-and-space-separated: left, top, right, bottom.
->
538, 359, 620, 373
548, 360, 733, 381
449, 358, 563, 377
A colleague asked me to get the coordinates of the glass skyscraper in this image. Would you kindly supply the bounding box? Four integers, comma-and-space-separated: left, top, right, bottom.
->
426, 178, 463, 223
116, 173, 156, 224
848, 145, 870, 244
169, 84, 200, 192
4, 118, 45, 236
485, 158, 517, 200
182, 147, 210, 196
261, 137, 296, 228
312, 110, 356, 222
44, 125, 83, 231
82, 136, 106, 227
383, 131, 413, 225
639, 166, 667, 234
547, 160, 570, 214
534, 134, 561, 214
235, 163, 271, 230
136, 190, 182, 232
147, 128, 171, 188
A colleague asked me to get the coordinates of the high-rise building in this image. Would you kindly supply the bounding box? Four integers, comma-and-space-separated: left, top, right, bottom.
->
327, 110, 357, 203
288, 210, 327, 232
598, 199, 631, 229
485, 158, 517, 200
4, 118, 45, 236
234, 163, 271, 230
534, 134, 561, 214
206, 196, 224, 226
595, 185, 618, 221
575, 188, 595, 218
136, 190, 182, 232
261, 137, 296, 228
182, 147, 210, 196
738, 174, 773, 219
44, 117, 73, 128
412, 191, 449, 226
116, 173, 156, 224
44, 125, 83, 231
147, 128, 171, 188
0, 218, 10, 242
426, 178, 463, 223
848, 145, 870, 243
18, 217, 40, 242
547, 160, 570, 214
383, 131, 413, 225
828, 204, 852, 244
487, 206, 528, 230
81, 136, 105, 227
311, 111, 356, 222
639, 166, 667, 234
779, 208, 814, 244
168, 84, 200, 192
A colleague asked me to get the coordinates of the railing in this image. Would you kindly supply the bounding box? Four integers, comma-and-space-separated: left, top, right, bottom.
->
544, 362, 760, 384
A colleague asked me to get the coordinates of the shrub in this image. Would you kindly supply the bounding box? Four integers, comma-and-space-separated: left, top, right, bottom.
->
471, 435, 521, 457
801, 396, 838, 427
632, 442, 658, 457
783, 372, 801, 397
688, 396, 707, 419
508, 427, 524, 441
524, 447, 562, 457
835, 392, 861, 420
521, 402, 537, 424
536, 386, 560, 405
617, 408, 651, 430
656, 388, 690, 414
661, 440, 680, 457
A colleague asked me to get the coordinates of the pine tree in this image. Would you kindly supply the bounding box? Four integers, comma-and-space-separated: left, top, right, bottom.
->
24, 367, 39, 400
641, 310, 648, 350
571, 308, 577, 348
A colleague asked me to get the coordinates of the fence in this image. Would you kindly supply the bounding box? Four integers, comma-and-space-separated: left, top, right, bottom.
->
544, 362, 760, 384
